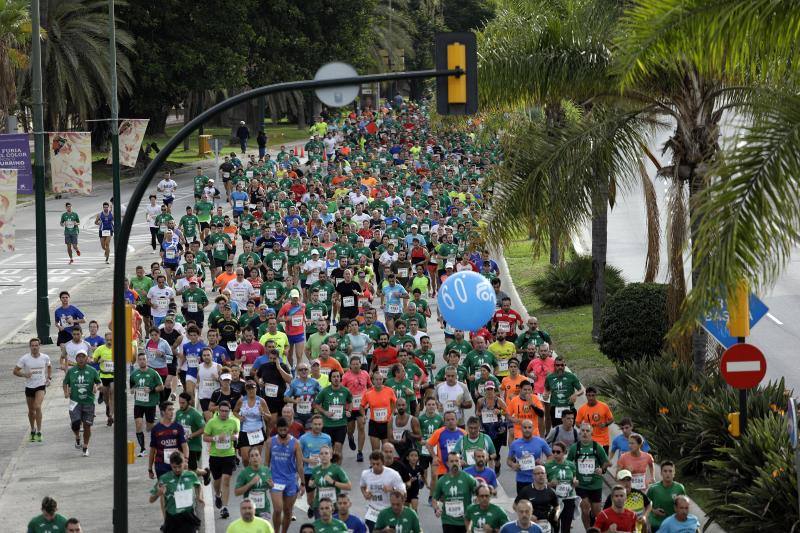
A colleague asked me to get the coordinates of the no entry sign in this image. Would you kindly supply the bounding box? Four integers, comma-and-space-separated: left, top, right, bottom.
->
720, 343, 767, 390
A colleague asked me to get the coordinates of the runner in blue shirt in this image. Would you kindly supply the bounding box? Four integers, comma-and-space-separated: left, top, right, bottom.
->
498, 499, 543, 533
266, 417, 305, 533
507, 419, 553, 492
284, 362, 322, 427
95, 201, 115, 264
231, 185, 249, 219
181, 327, 207, 401
54, 291, 85, 346
298, 415, 333, 517
610, 417, 651, 460
334, 493, 368, 533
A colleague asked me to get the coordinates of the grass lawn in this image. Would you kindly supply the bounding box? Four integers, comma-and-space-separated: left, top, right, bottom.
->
503, 238, 615, 386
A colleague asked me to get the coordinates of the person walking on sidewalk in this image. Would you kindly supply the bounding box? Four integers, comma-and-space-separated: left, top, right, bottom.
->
14, 338, 51, 443
237, 121, 250, 154
257, 131, 268, 159
60, 202, 81, 264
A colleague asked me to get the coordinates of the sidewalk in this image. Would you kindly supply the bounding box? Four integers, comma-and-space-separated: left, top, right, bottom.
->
495, 247, 726, 532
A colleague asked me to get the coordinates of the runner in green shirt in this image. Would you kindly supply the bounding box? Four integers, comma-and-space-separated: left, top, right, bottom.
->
148, 451, 202, 523
545, 441, 579, 501
26, 496, 68, 533
567, 424, 610, 522
432, 453, 478, 527
313, 498, 348, 533
314, 371, 353, 453
193, 168, 209, 198
544, 358, 585, 422
452, 416, 497, 467
234, 447, 273, 518
465, 484, 507, 533
646, 461, 686, 530
309, 445, 350, 509
175, 392, 208, 481
60, 203, 81, 262
375, 491, 422, 533
178, 206, 200, 242
129, 353, 164, 455
203, 401, 241, 518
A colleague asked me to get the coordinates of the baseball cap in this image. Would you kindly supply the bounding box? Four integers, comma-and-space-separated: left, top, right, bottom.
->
188, 277, 198, 284
220, 373, 232, 381
311, 249, 320, 255
310, 359, 321, 366
76, 350, 88, 357
484, 381, 496, 389
289, 289, 300, 298
445, 261, 455, 269
616, 469, 633, 480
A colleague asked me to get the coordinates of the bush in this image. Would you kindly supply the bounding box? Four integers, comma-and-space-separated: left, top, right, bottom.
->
598, 283, 668, 362
704, 416, 799, 532
531, 255, 625, 308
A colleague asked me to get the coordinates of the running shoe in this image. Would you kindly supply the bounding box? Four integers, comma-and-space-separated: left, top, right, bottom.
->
348, 434, 356, 451
29, 432, 36, 443
75, 440, 81, 450
35, 432, 42, 443
82, 448, 89, 457
75, 249, 81, 256
307, 507, 314, 518
220, 507, 229, 519
356, 451, 364, 462
215, 496, 222, 509
202, 469, 211, 486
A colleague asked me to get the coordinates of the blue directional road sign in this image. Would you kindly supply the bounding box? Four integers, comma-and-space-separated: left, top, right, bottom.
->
703, 293, 769, 348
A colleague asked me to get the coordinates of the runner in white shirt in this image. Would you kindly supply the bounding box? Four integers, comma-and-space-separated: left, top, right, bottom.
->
145, 194, 162, 252
225, 268, 256, 311
60, 327, 91, 371
359, 451, 406, 528
13, 338, 51, 442
196, 349, 221, 414
435, 369, 473, 426
157, 174, 178, 207
147, 274, 177, 327
302, 250, 325, 287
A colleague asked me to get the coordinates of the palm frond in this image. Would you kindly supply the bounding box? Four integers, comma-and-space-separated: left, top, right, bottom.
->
678, 91, 800, 332
616, 0, 800, 88
639, 158, 660, 282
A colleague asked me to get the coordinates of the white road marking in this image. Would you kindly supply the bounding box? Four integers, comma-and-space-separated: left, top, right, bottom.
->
767, 312, 783, 325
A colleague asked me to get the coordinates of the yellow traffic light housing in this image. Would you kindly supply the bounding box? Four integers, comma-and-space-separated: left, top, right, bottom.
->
726, 281, 750, 338
111, 302, 136, 363
727, 412, 741, 437
435, 32, 478, 115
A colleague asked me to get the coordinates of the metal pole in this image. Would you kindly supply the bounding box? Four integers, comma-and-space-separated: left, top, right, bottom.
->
111, 68, 461, 532
107, 2, 126, 531
108, 0, 122, 247
30, 0, 51, 344
737, 336, 747, 434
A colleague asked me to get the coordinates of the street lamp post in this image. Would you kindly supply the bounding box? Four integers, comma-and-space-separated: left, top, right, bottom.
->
30, 0, 51, 344
108, 0, 122, 245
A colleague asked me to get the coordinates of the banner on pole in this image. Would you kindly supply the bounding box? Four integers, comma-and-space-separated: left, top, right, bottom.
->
49, 132, 93, 194
0, 133, 33, 194
109, 118, 149, 167
0, 169, 18, 251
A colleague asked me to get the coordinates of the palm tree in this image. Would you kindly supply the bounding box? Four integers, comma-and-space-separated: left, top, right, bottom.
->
613, 0, 800, 337
0, 0, 30, 132
479, 0, 662, 339
17, 0, 134, 130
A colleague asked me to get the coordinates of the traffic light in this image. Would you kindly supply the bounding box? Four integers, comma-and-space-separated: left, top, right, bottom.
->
112, 303, 136, 363
435, 32, 478, 115
727, 412, 741, 437
726, 280, 750, 338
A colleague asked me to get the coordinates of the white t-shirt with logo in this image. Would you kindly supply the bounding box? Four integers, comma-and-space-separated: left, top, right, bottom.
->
17, 353, 51, 388
64, 341, 91, 366
148, 286, 176, 318
359, 466, 405, 512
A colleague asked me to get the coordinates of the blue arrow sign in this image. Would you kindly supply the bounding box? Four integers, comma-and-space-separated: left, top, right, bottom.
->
702, 293, 769, 348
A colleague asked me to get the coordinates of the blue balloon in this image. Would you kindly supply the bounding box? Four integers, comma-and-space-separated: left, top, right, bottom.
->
437, 270, 497, 331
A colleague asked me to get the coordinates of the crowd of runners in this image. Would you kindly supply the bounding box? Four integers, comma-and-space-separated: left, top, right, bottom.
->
15, 99, 700, 533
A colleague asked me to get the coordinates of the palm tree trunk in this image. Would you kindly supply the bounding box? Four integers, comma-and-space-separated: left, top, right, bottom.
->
689, 172, 708, 372
591, 168, 608, 340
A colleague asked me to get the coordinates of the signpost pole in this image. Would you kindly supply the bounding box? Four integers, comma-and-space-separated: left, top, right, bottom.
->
737, 336, 747, 434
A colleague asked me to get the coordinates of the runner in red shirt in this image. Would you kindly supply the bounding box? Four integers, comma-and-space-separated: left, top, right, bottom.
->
371, 332, 399, 378
341, 355, 373, 461
492, 296, 523, 341
594, 486, 639, 533
277, 288, 306, 367
233, 328, 265, 378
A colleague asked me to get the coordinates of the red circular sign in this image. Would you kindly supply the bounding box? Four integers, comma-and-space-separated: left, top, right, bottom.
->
720, 343, 767, 389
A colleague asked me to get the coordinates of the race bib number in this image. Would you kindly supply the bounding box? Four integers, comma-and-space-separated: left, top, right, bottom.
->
291, 315, 303, 327
201, 379, 218, 392
272, 260, 282, 271
69, 400, 78, 411
310, 309, 323, 320
264, 384, 279, 397
445, 500, 464, 518
318, 290, 328, 301
445, 400, 457, 412
352, 395, 362, 409
215, 436, 231, 450
397, 268, 408, 278
497, 359, 509, 372
186, 356, 199, 368
465, 449, 476, 465
577, 457, 596, 475
536, 520, 552, 533
421, 224, 430, 233
160, 225, 167, 233
246, 171, 254, 178
272, 483, 286, 492
101, 229, 111, 237
165, 249, 176, 260
187, 302, 198, 313
289, 248, 299, 256
373, 408, 388, 422
554, 406, 568, 419
102, 360, 114, 373
392, 428, 405, 441
182, 424, 193, 440
387, 304, 401, 314
227, 342, 238, 352
250, 490, 266, 509
173, 488, 194, 510
328, 405, 344, 420
235, 200, 244, 208
364, 506, 379, 522
446, 440, 457, 453
247, 431, 264, 446
216, 242, 226, 251
156, 297, 169, 309
223, 172, 231, 178
243, 364, 253, 376
481, 410, 498, 424
631, 473, 646, 490
65, 220, 75, 229
297, 400, 312, 414
242, 222, 250, 229
265, 289, 277, 301
30, 367, 45, 378
342, 296, 355, 307
163, 448, 177, 463
135, 388, 149, 402
378, 366, 391, 379
497, 322, 511, 333
318, 486, 337, 502
555, 483, 572, 498
518, 454, 536, 471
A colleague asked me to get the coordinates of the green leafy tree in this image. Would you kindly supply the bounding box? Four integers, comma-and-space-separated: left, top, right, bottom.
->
0, 0, 30, 132
442, 0, 495, 32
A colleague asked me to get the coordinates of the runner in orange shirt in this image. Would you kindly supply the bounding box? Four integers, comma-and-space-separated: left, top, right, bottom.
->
505, 380, 545, 441
500, 358, 529, 402
361, 370, 397, 453
425, 411, 466, 480
317, 345, 344, 378
575, 386, 614, 452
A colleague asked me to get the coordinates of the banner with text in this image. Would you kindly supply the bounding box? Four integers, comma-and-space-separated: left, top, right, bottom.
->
109, 118, 149, 167
49, 132, 93, 194
0, 169, 17, 251
0, 134, 33, 194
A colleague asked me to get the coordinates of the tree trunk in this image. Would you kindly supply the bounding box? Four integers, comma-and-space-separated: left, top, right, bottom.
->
182, 92, 194, 152
549, 230, 559, 265
591, 169, 608, 341
689, 171, 708, 372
